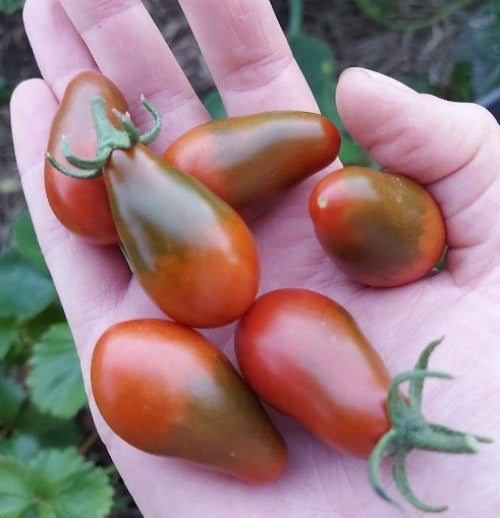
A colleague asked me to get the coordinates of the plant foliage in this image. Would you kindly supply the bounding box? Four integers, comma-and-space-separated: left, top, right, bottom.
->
0, 209, 113, 517
0, 0, 24, 15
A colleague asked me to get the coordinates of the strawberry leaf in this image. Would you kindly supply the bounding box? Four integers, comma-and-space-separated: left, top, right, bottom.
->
0, 448, 113, 518
0, 250, 57, 319
0, 374, 25, 427
27, 323, 87, 419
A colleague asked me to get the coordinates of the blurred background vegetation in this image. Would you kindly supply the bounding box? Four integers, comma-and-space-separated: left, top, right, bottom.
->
0, 1, 499, 516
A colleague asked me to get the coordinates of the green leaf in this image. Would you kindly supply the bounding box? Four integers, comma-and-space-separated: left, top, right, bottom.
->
0, 374, 25, 427
338, 133, 374, 167
1, 403, 83, 462
354, 0, 398, 26
22, 303, 66, 345
0, 75, 14, 105
14, 404, 83, 449
27, 323, 87, 419
203, 89, 227, 119
11, 209, 49, 276
456, 0, 500, 98
108, 490, 133, 518
0, 318, 17, 359
0, 434, 40, 463
0, 448, 113, 518
0, 0, 25, 14
288, 33, 337, 120
0, 455, 31, 517
0, 249, 57, 318
1, 304, 65, 368
449, 61, 473, 102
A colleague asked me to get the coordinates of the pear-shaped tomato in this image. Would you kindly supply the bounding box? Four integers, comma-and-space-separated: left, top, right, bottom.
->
163, 112, 340, 220
235, 288, 391, 458
45, 71, 124, 244
235, 289, 491, 512
309, 167, 446, 287
92, 319, 287, 483
104, 145, 260, 328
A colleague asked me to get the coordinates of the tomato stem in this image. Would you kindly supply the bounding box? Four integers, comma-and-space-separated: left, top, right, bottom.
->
45, 95, 162, 178
368, 339, 492, 513
408, 337, 443, 409
392, 449, 447, 513
368, 429, 401, 509
137, 95, 162, 144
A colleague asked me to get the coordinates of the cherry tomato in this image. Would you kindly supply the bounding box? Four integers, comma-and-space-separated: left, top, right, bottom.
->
105, 145, 260, 328
45, 71, 125, 244
235, 288, 391, 458
91, 319, 287, 483
309, 166, 446, 287
235, 289, 491, 511
163, 112, 340, 220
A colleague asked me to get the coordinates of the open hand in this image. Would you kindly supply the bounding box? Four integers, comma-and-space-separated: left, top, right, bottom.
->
11, 1, 500, 516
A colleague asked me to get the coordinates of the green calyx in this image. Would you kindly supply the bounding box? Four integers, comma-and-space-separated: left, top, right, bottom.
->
369, 338, 492, 513
45, 95, 162, 178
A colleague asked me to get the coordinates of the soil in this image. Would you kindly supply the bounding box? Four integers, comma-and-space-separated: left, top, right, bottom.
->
0, 0, 472, 247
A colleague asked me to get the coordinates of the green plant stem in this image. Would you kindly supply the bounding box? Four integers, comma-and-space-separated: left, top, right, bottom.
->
287, 0, 303, 37
356, 0, 477, 31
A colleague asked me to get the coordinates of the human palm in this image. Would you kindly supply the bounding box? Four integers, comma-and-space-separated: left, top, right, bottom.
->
11, 1, 500, 516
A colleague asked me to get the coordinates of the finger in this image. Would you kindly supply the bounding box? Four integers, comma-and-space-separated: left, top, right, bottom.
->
23, 0, 97, 99
336, 68, 500, 285
179, 0, 318, 114
10, 78, 132, 350
58, 0, 208, 146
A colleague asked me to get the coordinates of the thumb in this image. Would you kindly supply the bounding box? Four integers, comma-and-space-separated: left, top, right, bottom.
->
336, 67, 500, 286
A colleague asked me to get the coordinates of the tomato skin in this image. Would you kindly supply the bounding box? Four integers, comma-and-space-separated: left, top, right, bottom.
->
309, 166, 446, 287
45, 71, 125, 244
104, 145, 260, 328
163, 112, 340, 220
235, 288, 391, 458
91, 319, 287, 483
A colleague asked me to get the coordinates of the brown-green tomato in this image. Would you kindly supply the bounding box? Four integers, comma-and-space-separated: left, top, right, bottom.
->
163, 111, 340, 220
309, 166, 446, 287
104, 145, 260, 328
91, 319, 287, 482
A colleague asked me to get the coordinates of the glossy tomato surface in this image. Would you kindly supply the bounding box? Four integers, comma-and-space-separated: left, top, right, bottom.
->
309, 166, 446, 287
91, 319, 287, 482
235, 288, 391, 458
163, 111, 340, 220
45, 71, 125, 244
104, 145, 260, 328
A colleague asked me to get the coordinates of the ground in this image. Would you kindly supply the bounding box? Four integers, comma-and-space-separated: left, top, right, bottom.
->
0, 0, 468, 246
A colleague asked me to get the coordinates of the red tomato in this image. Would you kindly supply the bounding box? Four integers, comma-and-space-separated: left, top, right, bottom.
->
309, 166, 446, 287
163, 112, 340, 220
45, 71, 125, 244
235, 288, 391, 458
91, 319, 287, 483
104, 145, 260, 328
